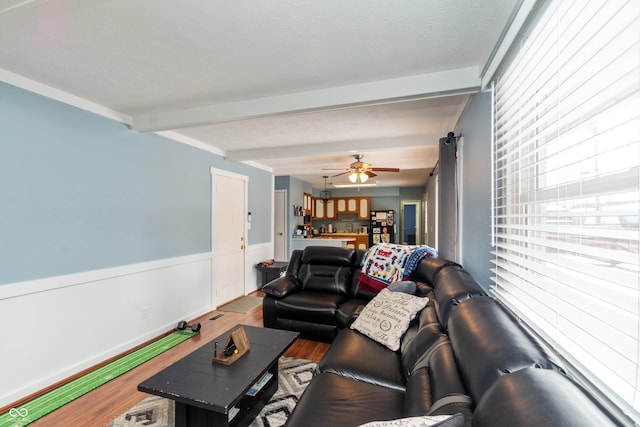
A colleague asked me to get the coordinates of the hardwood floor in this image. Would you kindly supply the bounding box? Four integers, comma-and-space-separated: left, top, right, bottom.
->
27, 294, 329, 427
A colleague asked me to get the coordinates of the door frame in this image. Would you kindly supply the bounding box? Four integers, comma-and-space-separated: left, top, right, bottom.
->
210, 167, 248, 307
400, 200, 421, 245
274, 189, 287, 261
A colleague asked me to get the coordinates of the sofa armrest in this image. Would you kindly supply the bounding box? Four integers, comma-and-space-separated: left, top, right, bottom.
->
262, 276, 300, 298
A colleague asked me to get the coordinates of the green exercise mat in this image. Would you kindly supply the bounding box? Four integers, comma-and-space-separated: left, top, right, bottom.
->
0, 329, 197, 427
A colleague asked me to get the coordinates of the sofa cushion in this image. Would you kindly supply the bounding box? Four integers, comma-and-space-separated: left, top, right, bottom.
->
285, 372, 405, 427
412, 257, 461, 286
298, 263, 355, 294
275, 291, 349, 324
473, 368, 618, 427
400, 302, 446, 375
351, 288, 429, 351
301, 246, 357, 265
405, 341, 472, 418
269, 317, 337, 342
336, 298, 369, 329
357, 413, 465, 427
433, 266, 486, 328
448, 297, 564, 403
318, 328, 406, 391
261, 275, 300, 298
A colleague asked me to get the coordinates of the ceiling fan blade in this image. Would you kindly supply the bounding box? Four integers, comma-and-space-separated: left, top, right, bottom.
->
330, 171, 349, 177
370, 167, 400, 173
364, 170, 377, 178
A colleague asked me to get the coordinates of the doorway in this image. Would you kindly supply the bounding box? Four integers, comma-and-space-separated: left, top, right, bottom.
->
274, 189, 287, 261
211, 168, 247, 307
401, 200, 421, 245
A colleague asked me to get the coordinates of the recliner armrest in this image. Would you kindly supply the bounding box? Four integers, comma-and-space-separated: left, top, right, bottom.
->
262, 276, 300, 298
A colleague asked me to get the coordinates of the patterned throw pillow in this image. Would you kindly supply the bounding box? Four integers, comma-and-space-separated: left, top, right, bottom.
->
357, 413, 464, 427
350, 288, 429, 351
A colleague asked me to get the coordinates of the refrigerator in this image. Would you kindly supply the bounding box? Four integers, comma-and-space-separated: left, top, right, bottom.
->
369, 210, 395, 246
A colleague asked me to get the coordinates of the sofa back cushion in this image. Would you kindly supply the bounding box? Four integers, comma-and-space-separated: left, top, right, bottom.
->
473, 368, 618, 427
301, 246, 356, 266
283, 249, 304, 278
295, 247, 358, 294
412, 257, 461, 287
400, 302, 446, 376
433, 266, 486, 328
448, 296, 564, 403
404, 340, 472, 420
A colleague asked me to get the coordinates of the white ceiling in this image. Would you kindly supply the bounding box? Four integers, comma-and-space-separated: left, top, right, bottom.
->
0, 0, 518, 189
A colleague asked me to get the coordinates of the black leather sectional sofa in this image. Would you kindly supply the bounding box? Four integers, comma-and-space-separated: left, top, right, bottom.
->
262, 246, 619, 427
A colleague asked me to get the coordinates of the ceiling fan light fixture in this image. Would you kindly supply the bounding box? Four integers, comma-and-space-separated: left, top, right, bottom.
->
348, 171, 369, 183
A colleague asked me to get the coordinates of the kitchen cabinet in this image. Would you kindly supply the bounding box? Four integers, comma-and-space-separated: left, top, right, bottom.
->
334, 197, 370, 220
303, 193, 313, 214
326, 199, 335, 219
357, 197, 369, 220
347, 235, 369, 250
313, 198, 335, 220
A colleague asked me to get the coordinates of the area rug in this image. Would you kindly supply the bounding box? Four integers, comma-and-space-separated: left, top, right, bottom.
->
218, 295, 263, 313
106, 356, 317, 427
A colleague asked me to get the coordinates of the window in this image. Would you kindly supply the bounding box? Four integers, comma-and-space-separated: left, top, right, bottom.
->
491, 0, 639, 423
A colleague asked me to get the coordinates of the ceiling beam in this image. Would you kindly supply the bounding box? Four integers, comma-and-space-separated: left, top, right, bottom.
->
131, 67, 480, 132
224, 134, 440, 162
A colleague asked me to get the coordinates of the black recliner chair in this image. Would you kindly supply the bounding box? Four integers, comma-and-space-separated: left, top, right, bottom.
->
262, 246, 372, 342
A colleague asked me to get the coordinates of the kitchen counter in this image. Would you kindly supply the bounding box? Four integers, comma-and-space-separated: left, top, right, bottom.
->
319, 232, 368, 237
316, 233, 370, 250
292, 237, 356, 251
293, 237, 357, 241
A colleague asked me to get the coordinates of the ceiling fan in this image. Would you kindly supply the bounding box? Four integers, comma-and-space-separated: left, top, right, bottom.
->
324, 154, 400, 183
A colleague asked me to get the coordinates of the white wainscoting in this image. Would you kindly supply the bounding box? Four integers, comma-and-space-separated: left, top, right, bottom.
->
0, 253, 213, 408
0, 243, 275, 408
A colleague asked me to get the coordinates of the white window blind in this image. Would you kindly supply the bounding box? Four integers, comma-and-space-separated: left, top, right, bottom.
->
491, 0, 640, 423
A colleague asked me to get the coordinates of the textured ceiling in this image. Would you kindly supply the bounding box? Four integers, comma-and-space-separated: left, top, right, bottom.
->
0, 0, 518, 188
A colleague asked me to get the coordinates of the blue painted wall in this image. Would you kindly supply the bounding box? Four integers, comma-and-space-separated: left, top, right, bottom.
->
0, 82, 272, 285
275, 175, 313, 256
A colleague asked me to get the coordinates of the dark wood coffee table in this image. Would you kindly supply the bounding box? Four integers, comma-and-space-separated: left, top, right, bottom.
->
138, 325, 299, 427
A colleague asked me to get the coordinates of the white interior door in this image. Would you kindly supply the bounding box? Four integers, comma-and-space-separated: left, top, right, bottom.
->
274, 190, 287, 261
212, 169, 246, 306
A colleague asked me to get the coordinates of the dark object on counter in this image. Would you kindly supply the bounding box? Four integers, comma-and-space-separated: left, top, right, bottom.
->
255, 261, 288, 289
